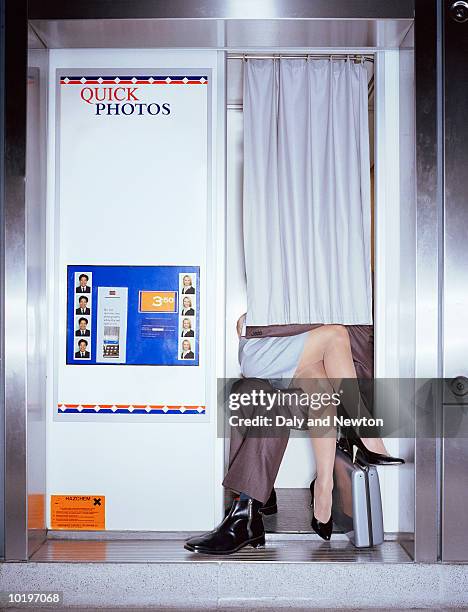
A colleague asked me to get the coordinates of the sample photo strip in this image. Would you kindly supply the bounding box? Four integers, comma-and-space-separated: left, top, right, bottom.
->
75, 295, 91, 315
177, 271, 197, 361
178, 337, 195, 360
180, 294, 196, 316
75, 271, 92, 294
179, 272, 196, 295
75, 316, 91, 337
73, 271, 92, 360
74, 337, 91, 360
180, 316, 196, 337
74, 273, 92, 312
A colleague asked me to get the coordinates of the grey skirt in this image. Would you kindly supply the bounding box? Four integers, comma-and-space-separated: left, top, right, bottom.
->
238, 331, 309, 390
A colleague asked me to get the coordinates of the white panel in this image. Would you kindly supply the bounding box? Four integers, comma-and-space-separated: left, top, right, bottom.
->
374, 50, 400, 533
56, 70, 208, 415
46, 49, 222, 531
275, 437, 316, 488
374, 50, 414, 534
375, 51, 401, 380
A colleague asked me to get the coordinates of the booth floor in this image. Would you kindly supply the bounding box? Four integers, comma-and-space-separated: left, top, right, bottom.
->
29, 535, 411, 563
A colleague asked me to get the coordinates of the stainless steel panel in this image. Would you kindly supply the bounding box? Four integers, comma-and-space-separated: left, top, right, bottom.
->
400, 21, 415, 48
0, 0, 5, 561
443, 3, 468, 381
28, 0, 415, 21
30, 19, 222, 49
441, 0, 468, 562
413, 0, 442, 563
29, 18, 414, 49
225, 19, 413, 48
442, 432, 468, 561
3, 0, 29, 561
28, 24, 45, 49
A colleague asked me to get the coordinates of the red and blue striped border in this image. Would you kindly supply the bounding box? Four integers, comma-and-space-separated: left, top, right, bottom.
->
60, 75, 208, 85
58, 403, 206, 415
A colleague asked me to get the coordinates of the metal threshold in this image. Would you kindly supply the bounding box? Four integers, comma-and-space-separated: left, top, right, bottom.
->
30, 535, 412, 563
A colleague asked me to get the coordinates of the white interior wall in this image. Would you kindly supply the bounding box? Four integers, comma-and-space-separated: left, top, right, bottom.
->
46, 49, 224, 531
374, 50, 401, 532
374, 49, 415, 533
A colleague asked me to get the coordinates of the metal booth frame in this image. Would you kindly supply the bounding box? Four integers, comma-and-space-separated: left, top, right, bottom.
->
1, 0, 448, 564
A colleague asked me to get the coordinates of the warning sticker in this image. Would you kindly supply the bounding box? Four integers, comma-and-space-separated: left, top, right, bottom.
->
50, 495, 105, 530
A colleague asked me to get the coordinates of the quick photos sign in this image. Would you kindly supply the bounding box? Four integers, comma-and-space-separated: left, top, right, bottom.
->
59, 74, 208, 116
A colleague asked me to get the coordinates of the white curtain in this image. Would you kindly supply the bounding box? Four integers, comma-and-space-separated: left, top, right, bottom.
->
243, 59, 372, 326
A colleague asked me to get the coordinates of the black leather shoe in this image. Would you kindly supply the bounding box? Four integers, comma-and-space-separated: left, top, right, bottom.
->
310, 479, 333, 541
184, 498, 265, 555
259, 488, 278, 515
338, 435, 405, 466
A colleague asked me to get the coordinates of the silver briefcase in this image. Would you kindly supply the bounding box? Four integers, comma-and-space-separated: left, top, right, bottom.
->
332, 445, 384, 548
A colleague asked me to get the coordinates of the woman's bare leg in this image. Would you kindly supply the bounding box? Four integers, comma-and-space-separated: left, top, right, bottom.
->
318, 326, 388, 455
293, 358, 336, 523
294, 325, 388, 474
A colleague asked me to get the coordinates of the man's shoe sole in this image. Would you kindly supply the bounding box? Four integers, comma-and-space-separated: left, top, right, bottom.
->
184, 534, 265, 555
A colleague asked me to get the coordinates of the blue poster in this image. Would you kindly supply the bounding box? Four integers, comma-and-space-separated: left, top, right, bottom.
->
67, 265, 200, 366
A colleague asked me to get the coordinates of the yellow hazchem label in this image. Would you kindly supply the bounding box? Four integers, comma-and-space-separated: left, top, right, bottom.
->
50, 495, 105, 530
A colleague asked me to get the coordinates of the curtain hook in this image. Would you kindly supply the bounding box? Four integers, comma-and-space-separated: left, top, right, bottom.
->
243, 53, 246, 63
306, 53, 310, 62
361, 55, 365, 65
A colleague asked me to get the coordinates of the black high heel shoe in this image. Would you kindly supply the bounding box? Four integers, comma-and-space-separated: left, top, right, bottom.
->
338, 433, 405, 466
309, 479, 333, 541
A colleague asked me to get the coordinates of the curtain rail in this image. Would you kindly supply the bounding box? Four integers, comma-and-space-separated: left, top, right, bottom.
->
227, 53, 374, 62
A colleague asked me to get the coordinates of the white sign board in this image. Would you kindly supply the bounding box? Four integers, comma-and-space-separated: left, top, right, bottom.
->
56, 68, 211, 421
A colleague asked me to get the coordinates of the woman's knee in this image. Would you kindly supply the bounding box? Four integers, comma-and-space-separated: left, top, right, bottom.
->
325, 324, 350, 345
